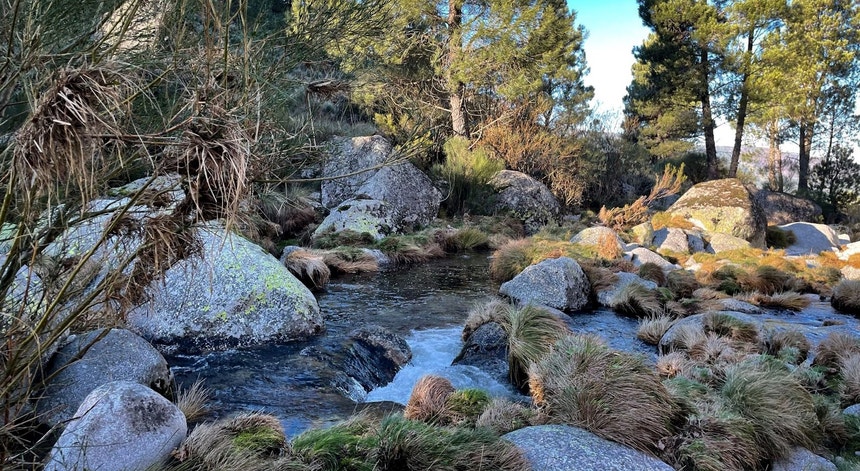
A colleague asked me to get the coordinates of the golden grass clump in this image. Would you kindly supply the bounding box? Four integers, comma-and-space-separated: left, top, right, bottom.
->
404, 375, 456, 424
813, 331, 860, 370
489, 239, 531, 281
175, 379, 212, 424
637, 262, 666, 286
740, 291, 810, 311
596, 232, 623, 260
461, 298, 509, 341
475, 398, 536, 434
435, 227, 490, 252
656, 352, 692, 378
637, 314, 676, 345
611, 282, 663, 318
501, 304, 570, 390
832, 279, 860, 315
321, 249, 379, 274
529, 334, 679, 453
284, 249, 331, 290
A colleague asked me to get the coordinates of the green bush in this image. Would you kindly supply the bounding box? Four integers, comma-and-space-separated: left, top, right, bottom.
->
433, 136, 504, 215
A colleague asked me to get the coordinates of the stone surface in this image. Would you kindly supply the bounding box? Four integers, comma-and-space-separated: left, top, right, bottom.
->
842, 266, 860, 281
843, 404, 860, 417
452, 321, 510, 383
596, 272, 658, 308
668, 178, 767, 248
771, 447, 837, 471
715, 298, 763, 314
36, 329, 172, 427
489, 170, 560, 234
342, 325, 412, 393
313, 198, 397, 240
630, 222, 655, 246
504, 425, 674, 471
755, 190, 823, 225
839, 241, 860, 260
319, 136, 441, 234
779, 222, 841, 256
127, 225, 322, 353
707, 233, 751, 253
499, 257, 590, 311
626, 247, 677, 271
653, 228, 690, 254
570, 227, 625, 254
44, 381, 186, 471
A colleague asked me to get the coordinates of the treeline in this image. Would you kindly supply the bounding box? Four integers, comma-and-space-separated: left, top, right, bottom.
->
625, 0, 860, 212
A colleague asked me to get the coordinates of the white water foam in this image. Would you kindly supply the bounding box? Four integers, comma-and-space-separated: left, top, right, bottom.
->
365, 327, 518, 405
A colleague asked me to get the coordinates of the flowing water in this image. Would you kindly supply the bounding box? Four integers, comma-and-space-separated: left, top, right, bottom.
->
167, 254, 503, 436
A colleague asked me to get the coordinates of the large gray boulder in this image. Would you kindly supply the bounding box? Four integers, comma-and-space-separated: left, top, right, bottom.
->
627, 247, 677, 272
126, 225, 322, 353
706, 233, 751, 253
755, 190, 822, 225
36, 328, 172, 427
44, 381, 186, 471
652, 228, 702, 254
313, 198, 397, 240
504, 425, 674, 471
499, 257, 590, 312
771, 447, 837, 471
453, 321, 510, 383
489, 170, 560, 234
342, 325, 412, 393
319, 136, 442, 236
667, 179, 767, 248
779, 222, 841, 256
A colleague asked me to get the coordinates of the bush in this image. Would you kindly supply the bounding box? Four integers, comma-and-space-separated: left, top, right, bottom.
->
832, 280, 860, 315
766, 225, 797, 249
433, 136, 504, 215
529, 334, 678, 453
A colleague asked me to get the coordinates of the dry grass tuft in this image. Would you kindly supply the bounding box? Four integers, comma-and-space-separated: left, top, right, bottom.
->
176, 379, 212, 424
529, 334, 679, 453
671, 402, 760, 471
637, 262, 667, 286
475, 398, 535, 434
656, 352, 692, 378
612, 282, 662, 318
173, 412, 287, 467
813, 331, 860, 370
702, 312, 759, 344
579, 261, 619, 294
668, 323, 708, 353
832, 279, 860, 315
739, 291, 810, 311
692, 288, 729, 300
687, 333, 743, 365
462, 298, 509, 341
284, 249, 331, 290
764, 329, 811, 364
321, 249, 379, 274
738, 265, 793, 295
404, 375, 456, 424
839, 352, 860, 406
596, 232, 623, 260
489, 239, 531, 281
637, 315, 676, 345
501, 304, 570, 390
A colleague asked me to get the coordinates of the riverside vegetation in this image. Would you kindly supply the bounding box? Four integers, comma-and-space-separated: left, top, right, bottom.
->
2, 0, 860, 470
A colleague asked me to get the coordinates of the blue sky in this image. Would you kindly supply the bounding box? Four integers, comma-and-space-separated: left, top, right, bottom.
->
567, 0, 649, 116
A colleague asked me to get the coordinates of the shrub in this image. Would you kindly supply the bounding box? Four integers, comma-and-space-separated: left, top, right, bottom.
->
445, 389, 491, 426
667, 270, 700, 299
637, 262, 667, 286
612, 283, 663, 318
501, 304, 570, 391
404, 375, 456, 424
766, 225, 797, 249
598, 164, 686, 231
475, 398, 535, 435
433, 136, 504, 215
719, 356, 819, 460
832, 280, 860, 315
637, 315, 676, 345
529, 334, 678, 453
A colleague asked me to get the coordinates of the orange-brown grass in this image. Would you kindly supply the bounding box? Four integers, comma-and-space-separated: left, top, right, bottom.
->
847, 253, 860, 269
596, 232, 624, 260
638, 262, 667, 286
637, 315, 676, 345
651, 211, 695, 230
692, 287, 729, 300
529, 334, 679, 454
667, 270, 700, 299
813, 332, 860, 370
579, 261, 619, 294
284, 250, 331, 290
739, 291, 810, 311
832, 279, 860, 315
404, 375, 456, 424
656, 352, 692, 378
322, 250, 379, 274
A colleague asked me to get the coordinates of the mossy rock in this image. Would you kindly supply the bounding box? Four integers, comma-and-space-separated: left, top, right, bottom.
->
667, 179, 767, 248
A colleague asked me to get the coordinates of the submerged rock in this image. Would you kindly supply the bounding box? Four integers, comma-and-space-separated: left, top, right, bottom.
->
504, 425, 674, 471
500, 257, 589, 312
453, 321, 509, 383
36, 328, 172, 427
44, 381, 186, 471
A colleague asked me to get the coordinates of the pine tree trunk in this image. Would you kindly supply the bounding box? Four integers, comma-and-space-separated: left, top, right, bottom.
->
447, 0, 468, 138
700, 48, 718, 180
729, 30, 754, 178
798, 120, 813, 195
767, 119, 782, 191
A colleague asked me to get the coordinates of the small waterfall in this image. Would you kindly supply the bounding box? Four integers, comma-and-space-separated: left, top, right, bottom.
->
365, 327, 519, 404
